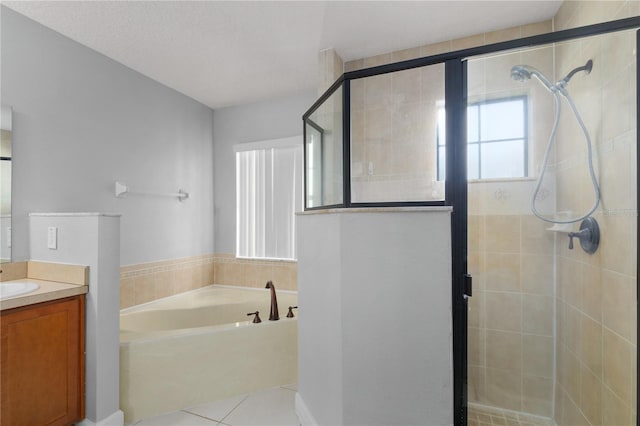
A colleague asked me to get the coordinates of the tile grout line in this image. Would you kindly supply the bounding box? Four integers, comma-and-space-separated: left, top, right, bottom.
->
181, 393, 249, 425
219, 394, 250, 424
178, 409, 221, 425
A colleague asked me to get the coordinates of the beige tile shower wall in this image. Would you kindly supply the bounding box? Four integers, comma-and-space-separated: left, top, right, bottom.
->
464, 22, 558, 417
350, 63, 445, 203
213, 253, 297, 292
344, 21, 553, 71
553, 2, 638, 426
468, 212, 555, 417
120, 254, 215, 309
345, 20, 553, 204
319, 48, 344, 95
555, 0, 638, 32
315, 49, 347, 206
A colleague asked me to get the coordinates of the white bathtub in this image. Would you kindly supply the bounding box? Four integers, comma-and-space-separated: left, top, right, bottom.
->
119, 285, 298, 423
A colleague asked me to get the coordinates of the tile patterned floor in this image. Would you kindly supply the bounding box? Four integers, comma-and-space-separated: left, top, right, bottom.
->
133, 384, 300, 426
134, 386, 557, 426
468, 404, 555, 426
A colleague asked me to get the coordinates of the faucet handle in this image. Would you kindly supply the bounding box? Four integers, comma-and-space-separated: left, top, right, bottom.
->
247, 311, 262, 323
286, 306, 298, 318
568, 228, 591, 250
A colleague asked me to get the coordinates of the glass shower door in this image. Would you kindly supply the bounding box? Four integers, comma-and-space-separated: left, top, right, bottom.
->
304, 84, 344, 209
466, 28, 637, 425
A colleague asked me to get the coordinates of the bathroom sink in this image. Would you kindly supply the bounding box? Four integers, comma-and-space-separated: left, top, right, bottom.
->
0, 280, 40, 300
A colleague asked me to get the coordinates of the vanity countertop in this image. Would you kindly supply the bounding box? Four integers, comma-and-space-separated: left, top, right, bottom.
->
1, 279, 88, 311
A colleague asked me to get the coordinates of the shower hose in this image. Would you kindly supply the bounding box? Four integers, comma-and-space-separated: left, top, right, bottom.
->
530, 87, 601, 224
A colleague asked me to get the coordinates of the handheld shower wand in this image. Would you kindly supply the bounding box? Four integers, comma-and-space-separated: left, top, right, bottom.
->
510, 65, 557, 93
510, 59, 600, 224
510, 60, 593, 95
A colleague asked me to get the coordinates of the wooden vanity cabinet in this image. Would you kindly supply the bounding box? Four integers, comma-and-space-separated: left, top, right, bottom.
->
0, 295, 85, 426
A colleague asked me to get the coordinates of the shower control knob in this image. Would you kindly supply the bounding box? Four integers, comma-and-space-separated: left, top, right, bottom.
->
567, 217, 600, 254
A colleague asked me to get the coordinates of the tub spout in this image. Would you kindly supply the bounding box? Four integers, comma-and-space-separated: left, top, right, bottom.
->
265, 281, 279, 321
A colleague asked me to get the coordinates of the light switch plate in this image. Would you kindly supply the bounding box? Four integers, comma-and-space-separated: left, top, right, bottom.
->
47, 226, 58, 250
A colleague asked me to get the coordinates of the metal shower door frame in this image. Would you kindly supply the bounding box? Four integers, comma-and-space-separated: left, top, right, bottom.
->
302, 16, 640, 426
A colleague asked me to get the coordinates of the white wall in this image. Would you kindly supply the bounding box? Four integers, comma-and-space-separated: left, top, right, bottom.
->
30, 213, 122, 425
296, 213, 343, 425
297, 208, 454, 426
1, 7, 214, 265
212, 91, 316, 254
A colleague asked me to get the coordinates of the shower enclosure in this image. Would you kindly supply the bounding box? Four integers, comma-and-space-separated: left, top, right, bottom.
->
303, 17, 639, 425
467, 27, 637, 425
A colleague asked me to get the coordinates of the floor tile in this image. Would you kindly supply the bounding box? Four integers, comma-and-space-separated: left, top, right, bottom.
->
185, 394, 248, 422
222, 387, 300, 426
468, 404, 554, 426
136, 410, 218, 425
282, 383, 297, 392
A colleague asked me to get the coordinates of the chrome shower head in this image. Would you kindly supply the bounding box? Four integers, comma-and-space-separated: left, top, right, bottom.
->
510, 65, 532, 82
510, 64, 557, 93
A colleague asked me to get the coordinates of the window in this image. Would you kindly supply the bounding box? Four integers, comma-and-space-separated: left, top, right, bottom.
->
236, 138, 303, 260
437, 96, 527, 180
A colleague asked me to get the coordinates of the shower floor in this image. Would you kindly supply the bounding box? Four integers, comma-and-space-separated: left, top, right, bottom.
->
468, 403, 555, 426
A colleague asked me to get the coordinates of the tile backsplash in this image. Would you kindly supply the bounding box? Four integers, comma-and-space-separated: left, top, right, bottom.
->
0, 261, 87, 285
120, 253, 297, 309
213, 253, 297, 292
0, 261, 27, 281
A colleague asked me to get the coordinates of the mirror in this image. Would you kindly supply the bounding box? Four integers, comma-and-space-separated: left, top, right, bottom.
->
1, 105, 12, 263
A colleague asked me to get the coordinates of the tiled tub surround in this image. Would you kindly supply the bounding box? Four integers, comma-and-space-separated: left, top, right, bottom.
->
120, 254, 215, 309
120, 285, 298, 424
213, 253, 298, 292
120, 254, 297, 309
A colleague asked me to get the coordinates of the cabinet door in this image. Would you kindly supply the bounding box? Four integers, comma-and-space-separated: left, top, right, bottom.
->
1, 296, 85, 426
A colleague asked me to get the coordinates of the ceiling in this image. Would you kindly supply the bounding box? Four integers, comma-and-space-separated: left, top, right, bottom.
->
3, 1, 563, 110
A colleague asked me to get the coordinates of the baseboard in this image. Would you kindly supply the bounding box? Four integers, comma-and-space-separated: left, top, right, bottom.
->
295, 393, 318, 426
77, 410, 124, 426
